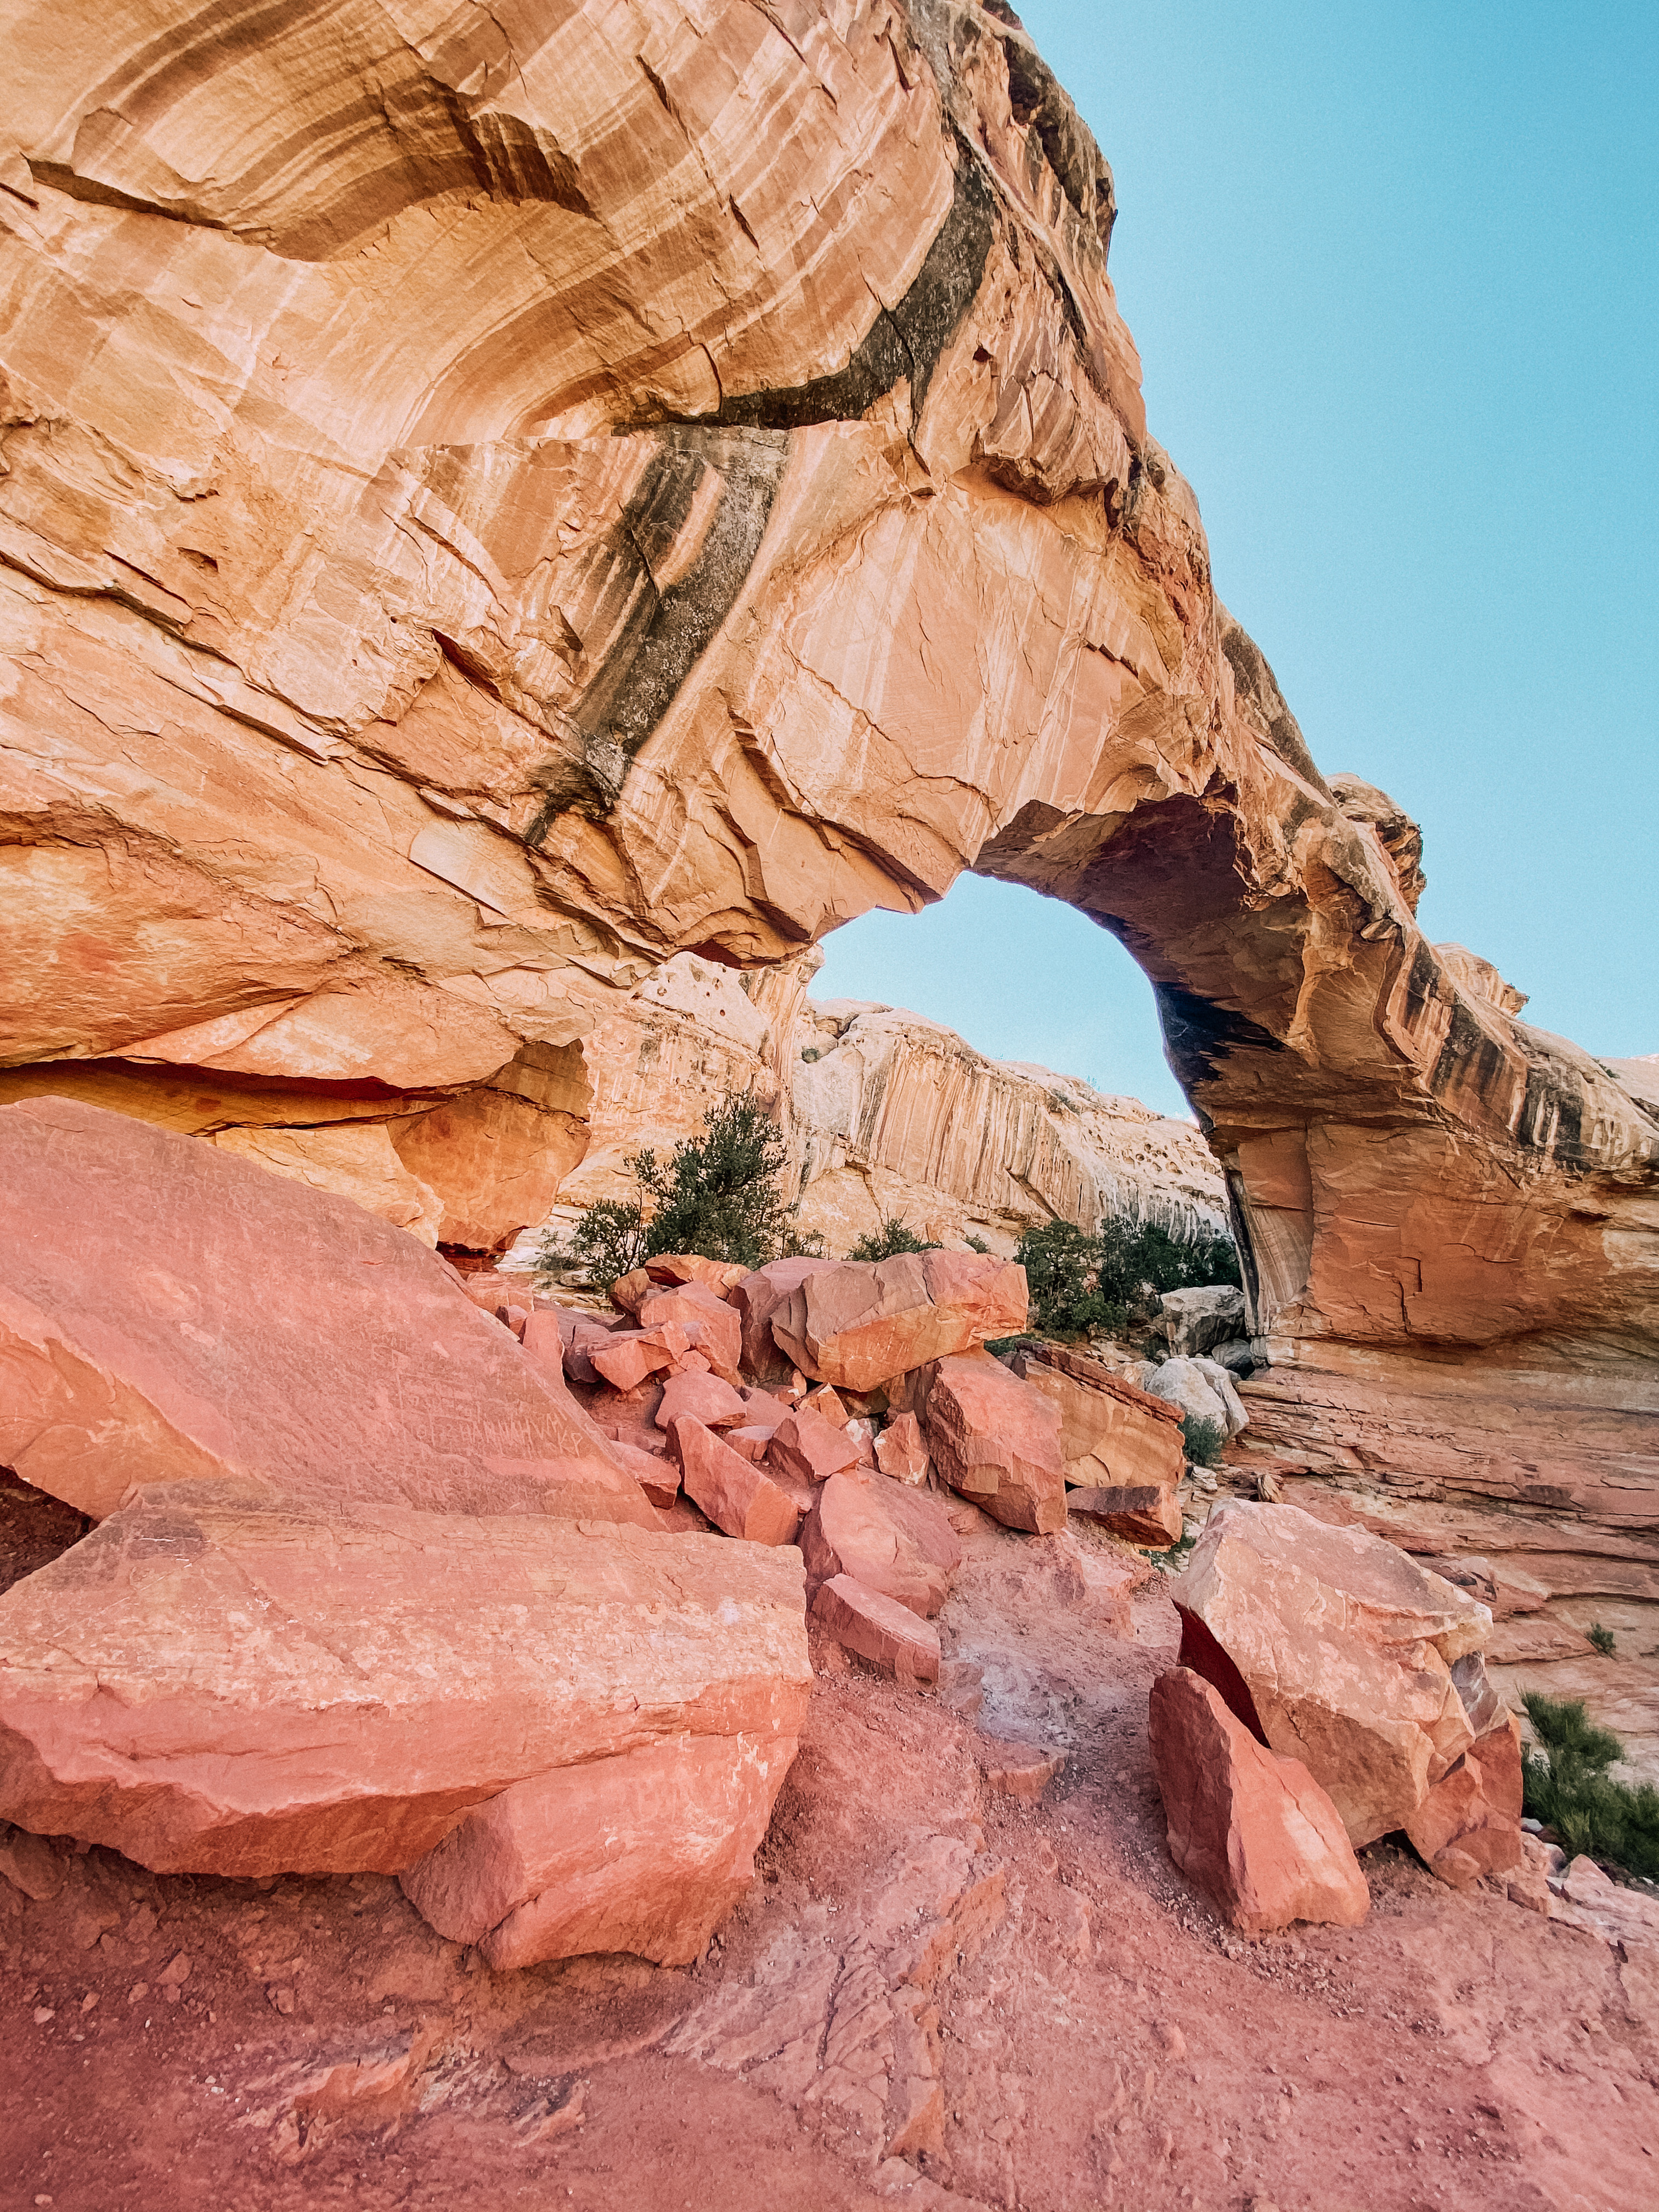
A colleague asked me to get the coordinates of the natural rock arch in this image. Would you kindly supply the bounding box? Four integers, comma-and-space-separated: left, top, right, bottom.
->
1, 0, 1654, 1510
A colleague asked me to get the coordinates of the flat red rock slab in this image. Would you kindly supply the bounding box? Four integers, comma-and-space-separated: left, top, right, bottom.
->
809, 1573, 940, 1688
1065, 1482, 1183, 1547
0, 1097, 652, 1528
770, 1253, 1026, 1395
799, 1471, 961, 1618
1149, 1667, 1370, 1933
606, 1438, 679, 1509
669, 1417, 802, 1546
765, 1405, 860, 1486
975, 1736, 1066, 1802
401, 1730, 798, 1969
0, 1480, 810, 1877
657, 1370, 749, 1431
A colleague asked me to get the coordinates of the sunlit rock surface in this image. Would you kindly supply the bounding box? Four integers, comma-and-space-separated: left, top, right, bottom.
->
0, 0, 1653, 1525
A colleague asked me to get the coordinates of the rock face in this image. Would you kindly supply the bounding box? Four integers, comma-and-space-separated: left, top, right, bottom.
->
0, 1484, 811, 1881
0, 1097, 652, 1528
1149, 1668, 1370, 1933
1170, 1502, 1496, 1847
1, 0, 1652, 1517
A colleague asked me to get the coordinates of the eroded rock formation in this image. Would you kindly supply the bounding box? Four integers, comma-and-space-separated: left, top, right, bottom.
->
1, 0, 1653, 1531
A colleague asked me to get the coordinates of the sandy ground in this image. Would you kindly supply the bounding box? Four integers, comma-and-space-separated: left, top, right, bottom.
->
5, 1498, 1658, 2212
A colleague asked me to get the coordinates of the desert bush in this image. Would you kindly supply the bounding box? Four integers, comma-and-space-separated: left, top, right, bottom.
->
536, 1094, 797, 1289
848, 1216, 938, 1262
1013, 1214, 1242, 1341
1588, 1622, 1617, 1656
1521, 1692, 1659, 1878
1181, 1413, 1228, 1469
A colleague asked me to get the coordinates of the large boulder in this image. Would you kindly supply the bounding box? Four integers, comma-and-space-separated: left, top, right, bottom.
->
1154, 1285, 1247, 1359
799, 1471, 961, 1618
402, 1731, 794, 1969
919, 1352, 1066, 1534
770, 1253, 1026, 1395
1170, 1502, 1495, 1844
1149, 1668, 1370, 1933
667, 1417, 802, 1545
1009, 1346, 1184, 1544
0, 1097, 654, 1527
1135, 1355, 1249, 1441
0, 1482, 811, 1881
810, 1575, 941, 1689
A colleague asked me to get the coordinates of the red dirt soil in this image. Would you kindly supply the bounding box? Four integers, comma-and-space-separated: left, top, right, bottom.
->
5, 1496, 1657, 2211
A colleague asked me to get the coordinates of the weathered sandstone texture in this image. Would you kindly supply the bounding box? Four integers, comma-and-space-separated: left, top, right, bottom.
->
1009, 1343, 1186, 1544
770, 1250, 1026, 1393
0, 1484, 811, 1880
0, 0, 1652, 1518
0, 1096, 652, 1527
1170, 1503, 1501, 1849
1149, 1666, 1370, 1934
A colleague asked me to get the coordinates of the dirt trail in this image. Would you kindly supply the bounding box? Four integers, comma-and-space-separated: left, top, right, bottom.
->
6, 1503, 1657, 2210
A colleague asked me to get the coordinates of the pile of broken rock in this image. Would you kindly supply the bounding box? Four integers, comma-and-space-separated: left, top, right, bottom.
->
0, 1098, 1194, 1978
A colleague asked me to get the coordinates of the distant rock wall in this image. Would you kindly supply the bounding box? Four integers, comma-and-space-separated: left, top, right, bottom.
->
507, 949, 1228, 1262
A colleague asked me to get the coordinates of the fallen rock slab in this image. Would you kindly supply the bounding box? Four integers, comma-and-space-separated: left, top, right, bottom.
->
1171, 1501, 1492, 1844
1010, 1346, 1184, 1543
656, 1370, 749, 1431
0, 1097, 653, 1528
874, 1410, 929, 1485
921, 1353, 1067, 1534
766, 1404, 861, 1487
810, 1575, 941, 1688
637, 1283, 743, 1378
771, 1252, 1026, 1395
1403, 1711, 1524, 1887
1149, 1667, 1370, 1933
730, 1258, 840, 1384
401, 1731, 795, 1968
0, 1481, 810, 1878
799, 1471, 961, 1618
669, 1418, 802, 1545
606, 1439, 680, 1510
1155, 1285, 1247, 1359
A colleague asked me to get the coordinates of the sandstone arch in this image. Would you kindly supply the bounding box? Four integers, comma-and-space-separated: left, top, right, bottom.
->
1, 0, 1654, 1515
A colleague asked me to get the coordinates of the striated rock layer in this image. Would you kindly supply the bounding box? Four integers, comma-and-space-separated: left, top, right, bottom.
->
0, 0, 1652, 1522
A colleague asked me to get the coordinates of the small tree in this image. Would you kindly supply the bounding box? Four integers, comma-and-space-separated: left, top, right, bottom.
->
848, 1216, 937, 1262
1014, 1211, 1242, 1342
538, 1093, 798, 1290
1521, 1692, 1659, 1876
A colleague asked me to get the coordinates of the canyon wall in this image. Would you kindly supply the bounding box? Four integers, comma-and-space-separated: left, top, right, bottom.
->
507, 947, 1229, 1262
1, 0, 1654, 1523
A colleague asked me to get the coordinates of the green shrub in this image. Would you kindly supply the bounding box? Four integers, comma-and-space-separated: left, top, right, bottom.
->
1588, 1622, 1617, 1656
848, 1216, 938, 1262
1521, 1692, 1659, 1878
1013, 1214, 1242, 1341
1181, 1413, 1227, 1469
536, 1094, 797, 1290
964, 1233, 991, 1254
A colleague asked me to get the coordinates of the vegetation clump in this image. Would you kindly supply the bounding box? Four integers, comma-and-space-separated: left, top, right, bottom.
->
1522, 1692, 1659, 1877
1012, 1213, 1242, 1342
538, 1094, 811, 1290
1181, 1413, 1228, 1469
1588, 1622, 1617, 1656
848, 1216, 939, 1262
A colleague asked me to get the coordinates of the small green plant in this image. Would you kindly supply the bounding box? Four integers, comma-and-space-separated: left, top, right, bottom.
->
1521, 1692, 1659, 1878
1013, 1213, 1242, 1342
964, 1233, 991, 1254
536, 1093, 799, 1290
848, 1216, 938, 1262
1181, 1413, 1227, 1470
1588, 1622, 1617, 1656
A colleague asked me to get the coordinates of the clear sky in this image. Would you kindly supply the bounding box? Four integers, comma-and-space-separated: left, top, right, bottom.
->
815, 0, 1658, 1120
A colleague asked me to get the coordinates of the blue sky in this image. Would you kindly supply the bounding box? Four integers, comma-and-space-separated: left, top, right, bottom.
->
815, 0, 1657, 1118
